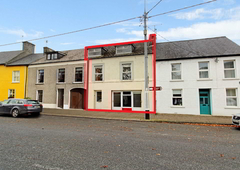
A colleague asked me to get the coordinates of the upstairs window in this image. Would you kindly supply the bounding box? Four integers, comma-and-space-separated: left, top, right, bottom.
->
224, 60, 235, 78
46, 53, 64, 60
88, 48, 102, 57
226, 89, 237, 106
116, 45, 132, 54
37, 69, 44, 83
58, 68, 65, 83
199, 62, 209, 79
94, 65, 103, 81
75, 67, 83, 82
12, 71, 20, 83
121, 63, 132, 80
172, 89, 182, 106
171, 63, 181, 80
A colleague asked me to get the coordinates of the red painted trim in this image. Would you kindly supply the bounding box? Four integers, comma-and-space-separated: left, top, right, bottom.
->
88, 109, 156, 114
84, 34, 157, 114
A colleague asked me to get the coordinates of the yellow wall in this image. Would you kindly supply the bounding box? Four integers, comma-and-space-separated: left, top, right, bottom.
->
0, 65, 27, 101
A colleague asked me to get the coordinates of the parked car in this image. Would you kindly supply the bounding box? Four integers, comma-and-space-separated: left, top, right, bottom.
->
0, 99, 43, 117
232, 113, 240, 126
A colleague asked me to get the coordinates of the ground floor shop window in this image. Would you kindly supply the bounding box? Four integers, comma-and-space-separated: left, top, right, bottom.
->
112, 91, 141, 110
37, 90, 43, 102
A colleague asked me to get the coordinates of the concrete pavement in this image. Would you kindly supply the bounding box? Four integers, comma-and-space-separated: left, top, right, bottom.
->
42, 108, 233, 125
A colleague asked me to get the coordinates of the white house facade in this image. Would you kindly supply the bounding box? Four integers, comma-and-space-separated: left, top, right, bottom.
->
156, 37, 240, 116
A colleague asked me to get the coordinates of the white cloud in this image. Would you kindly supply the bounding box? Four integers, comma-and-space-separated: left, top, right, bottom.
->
0, 28, 43, 38
116, 28, 128, 33
60, 42, 75, 45
171, 7, 240, 20
156, 19, 240, 43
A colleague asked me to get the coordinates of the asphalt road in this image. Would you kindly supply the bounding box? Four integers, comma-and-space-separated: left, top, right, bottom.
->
0, 114, 239, 170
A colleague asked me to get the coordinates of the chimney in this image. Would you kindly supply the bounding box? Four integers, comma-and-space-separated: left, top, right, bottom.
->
23, 41, 35, 54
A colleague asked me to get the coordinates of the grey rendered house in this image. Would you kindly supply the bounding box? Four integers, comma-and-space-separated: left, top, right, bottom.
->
27, 47, 86, 109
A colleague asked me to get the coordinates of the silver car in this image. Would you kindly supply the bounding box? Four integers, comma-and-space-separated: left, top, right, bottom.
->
0, 99, 43, 118
232, 113, 240, 126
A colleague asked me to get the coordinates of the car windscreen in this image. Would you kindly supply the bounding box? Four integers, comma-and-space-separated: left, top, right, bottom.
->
27, 100, 40, 104
0, 100, 9, 104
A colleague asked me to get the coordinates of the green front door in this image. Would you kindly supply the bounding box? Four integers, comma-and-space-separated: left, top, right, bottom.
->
199, 90, 211, 115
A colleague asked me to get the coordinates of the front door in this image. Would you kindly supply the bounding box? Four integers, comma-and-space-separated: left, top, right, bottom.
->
199, 90, 211, 115
58, 89, 64, 108
95, 91, 102, 109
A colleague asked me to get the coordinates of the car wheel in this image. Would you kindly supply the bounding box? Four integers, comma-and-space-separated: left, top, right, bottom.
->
12, 109, 19, 118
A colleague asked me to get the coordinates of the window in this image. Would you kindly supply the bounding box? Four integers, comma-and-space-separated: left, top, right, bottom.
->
113, 92, 121, 107
133, 91, 141, 107
96, 91, 102, 102
122, 63, 132, 80
58, 68, 65, 83
88, 48, 102, 57
199, 62, 209, 78
12, 71, 20, 82
75, 67, 83, 82
46, 53, 64, 60
37, 69, 44, 83
171, 64, 181, 80
94, 65, 103, 81
37, 90, 43, 102
226, 89, 237, 106
224, 60, 235, 78
8, 89, 15, 98
172, 89, 182, 106
116, 45, 132, 54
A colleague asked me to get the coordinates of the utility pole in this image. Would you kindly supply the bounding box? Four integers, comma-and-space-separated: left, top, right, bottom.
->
144, 0, 150, 120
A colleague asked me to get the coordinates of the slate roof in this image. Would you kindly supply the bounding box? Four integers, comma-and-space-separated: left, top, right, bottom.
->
156, 36, 240, 61
31, 48, 84, 65
0, 51, 23, 64
7, 53, 45, 66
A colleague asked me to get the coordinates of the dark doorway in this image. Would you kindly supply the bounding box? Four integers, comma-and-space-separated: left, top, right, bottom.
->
58, 89, 64, 108
70, 88, 84, 109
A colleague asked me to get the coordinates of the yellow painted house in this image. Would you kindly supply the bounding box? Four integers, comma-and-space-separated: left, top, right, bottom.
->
0, 42, 43, 101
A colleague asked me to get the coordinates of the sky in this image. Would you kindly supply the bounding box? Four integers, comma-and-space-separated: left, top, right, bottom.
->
0, 0, 239, 53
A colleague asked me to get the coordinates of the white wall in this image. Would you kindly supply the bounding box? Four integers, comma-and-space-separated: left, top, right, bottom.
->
156, 56, 240, 116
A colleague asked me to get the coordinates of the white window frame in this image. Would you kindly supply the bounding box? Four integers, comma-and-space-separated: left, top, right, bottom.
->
93, 64, 104, 82
88, 48, 102, 57
172, 89, 183, 106
121, 62, 132, 81
74, 67, 84, 83
199, 62, 209, 79
8, 89, 15, 98
37, 90, 43, 103
224, 60, 236, 78
171, 63, 181, 80
37, 69, 44, 83
226, 88, 238, 107
12, 71, 20, 83
116, 45, 132, 54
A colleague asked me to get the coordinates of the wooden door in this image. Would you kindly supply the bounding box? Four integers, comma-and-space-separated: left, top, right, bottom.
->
70, 89, 84, 109
58, 89, 64, 108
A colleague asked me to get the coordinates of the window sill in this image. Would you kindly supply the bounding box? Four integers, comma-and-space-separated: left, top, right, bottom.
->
12, 82, 20, 84
72, 82, 83, 84
121, 80, 133, 82
222, 78, 239, 80
36, 83, 44, 85
93, 81, 104, 83
197, 78, 213, 81
170, 80, 184, 82
224, 107, 239, 109
56, 82, 65, 84
171, 106, 185, 108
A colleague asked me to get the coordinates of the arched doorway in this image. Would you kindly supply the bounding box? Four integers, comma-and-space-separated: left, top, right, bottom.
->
70, 88, 84, 109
